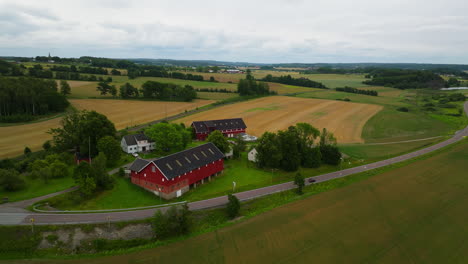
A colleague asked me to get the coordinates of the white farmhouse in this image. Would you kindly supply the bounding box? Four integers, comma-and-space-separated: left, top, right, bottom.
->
248, 148, 258, 162
121, 133, 155, 154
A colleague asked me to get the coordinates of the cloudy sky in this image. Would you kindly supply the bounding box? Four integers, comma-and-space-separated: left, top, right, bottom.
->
1, 0, 467, 63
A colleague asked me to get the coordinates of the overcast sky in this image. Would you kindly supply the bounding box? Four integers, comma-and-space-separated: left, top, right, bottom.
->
1, 0, 467, 63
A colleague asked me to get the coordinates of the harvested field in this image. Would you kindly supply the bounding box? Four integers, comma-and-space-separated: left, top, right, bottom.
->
0, 99, 214, 158
69, 99, 214, 130
177, 96, 383, 143
0, 117, 61, 158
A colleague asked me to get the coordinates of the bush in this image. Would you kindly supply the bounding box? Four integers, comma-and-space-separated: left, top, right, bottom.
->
396, 107, 409, 112
0, 169, 26, 192
45, 234, 59, 244
294, 173, 305, 194
320, 145, 342, 165
152, 204, 191, 239
226, 194, 240, 219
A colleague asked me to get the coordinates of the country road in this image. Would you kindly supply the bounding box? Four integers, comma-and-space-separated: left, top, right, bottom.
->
0, 101, 467, 226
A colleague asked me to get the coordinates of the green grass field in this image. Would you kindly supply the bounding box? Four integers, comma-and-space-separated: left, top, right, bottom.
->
296, 88, 468, 143
0, 174, 74, 202
338, 137, 445, 160
47, 152, 358, 210
57, 139, 468, 264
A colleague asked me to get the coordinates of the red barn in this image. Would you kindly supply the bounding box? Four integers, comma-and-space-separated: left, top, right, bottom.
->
191, 118, 247, 141
128, 143, 225, 200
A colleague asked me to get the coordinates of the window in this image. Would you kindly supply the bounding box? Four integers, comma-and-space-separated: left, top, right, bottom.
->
201, 151, 207, 157
144, 173, 146, 177
176, 160, 182, 167
193, 154, 199, 160
185, 157, 191, 163
208, 148, 215, 155
166, 163, 173, 170
151, 166, 155, 172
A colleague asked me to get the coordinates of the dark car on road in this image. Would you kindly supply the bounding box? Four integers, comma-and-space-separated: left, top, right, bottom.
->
308, 178, 316, 183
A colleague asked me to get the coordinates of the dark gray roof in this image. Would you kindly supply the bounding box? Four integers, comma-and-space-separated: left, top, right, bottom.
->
153, 143, 224, 180
128, 158, 150, 172
192, 118, 246, 133
123, 133, 153, 146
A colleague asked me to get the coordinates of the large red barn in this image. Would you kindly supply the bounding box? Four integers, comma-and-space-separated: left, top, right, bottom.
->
128, 143, 225, 200
191, 118, 247, 141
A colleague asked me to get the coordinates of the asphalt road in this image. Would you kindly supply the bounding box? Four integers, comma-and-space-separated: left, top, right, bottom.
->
1, 101, 467, 226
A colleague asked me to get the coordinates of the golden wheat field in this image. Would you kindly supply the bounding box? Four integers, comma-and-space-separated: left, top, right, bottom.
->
177, 96, 383, 143
69, 99, 214, 130
0, 99, 214, 158
0, 118, 62, 158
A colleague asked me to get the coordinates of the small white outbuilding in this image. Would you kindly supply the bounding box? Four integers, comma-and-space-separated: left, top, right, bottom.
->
248, 148, 258, 162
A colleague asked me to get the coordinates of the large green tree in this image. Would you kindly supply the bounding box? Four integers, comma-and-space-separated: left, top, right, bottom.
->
207, 130, 230, 154
145, 123, 190, 153
97, 136, 122, 167
256, 132, 282, 168
49, 110, 117, 156
60, 80, 71, 95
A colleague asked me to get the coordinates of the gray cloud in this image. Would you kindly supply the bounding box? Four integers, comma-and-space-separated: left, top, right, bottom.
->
0, 0, 467, 63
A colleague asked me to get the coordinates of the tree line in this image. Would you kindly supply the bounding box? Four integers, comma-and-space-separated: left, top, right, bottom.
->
0, 77, 69, 122
195, 88, 235, 93
335, 86, 378, 96
261, 74, 328, 89
141, 81, 197, 101
51, 65, 109, 75
256, 123, 342, 172
362, 69, 446, 89
129, 68, 208, 82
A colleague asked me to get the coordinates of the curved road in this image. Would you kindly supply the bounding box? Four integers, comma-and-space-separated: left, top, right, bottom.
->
1, 102, 467, 226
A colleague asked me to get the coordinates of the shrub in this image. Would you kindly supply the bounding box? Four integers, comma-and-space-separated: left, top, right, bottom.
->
226, 194, 240, 219
45, 234, 59, 244
397, 107, 409, 112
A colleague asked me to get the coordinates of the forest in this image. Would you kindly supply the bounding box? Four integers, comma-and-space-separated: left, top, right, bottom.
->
0, 77, 69, 122
362, 69, 446, 89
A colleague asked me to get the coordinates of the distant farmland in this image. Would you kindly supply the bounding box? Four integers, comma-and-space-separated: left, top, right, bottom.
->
62, 139, 468, 264
177, 96, 382, 143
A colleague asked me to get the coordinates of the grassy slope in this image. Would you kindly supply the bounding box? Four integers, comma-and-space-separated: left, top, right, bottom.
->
60, 139, 468, 264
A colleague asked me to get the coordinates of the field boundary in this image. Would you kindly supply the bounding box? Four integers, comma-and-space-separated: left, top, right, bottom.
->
32, 201, 187, 214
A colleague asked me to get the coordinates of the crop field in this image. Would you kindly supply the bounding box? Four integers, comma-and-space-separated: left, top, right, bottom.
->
0, 117, 62, 158
69, 99, 214, 130
66, 75, 316, 99
177, 96, 383, 143
0, 99, 213, 158
196, 92, 239, 100
57, 139, 468, 264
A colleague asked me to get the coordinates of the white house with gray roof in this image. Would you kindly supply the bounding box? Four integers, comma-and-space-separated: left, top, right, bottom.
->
121, 133, 155, 154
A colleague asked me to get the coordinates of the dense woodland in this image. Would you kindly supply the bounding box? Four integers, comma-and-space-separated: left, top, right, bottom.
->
335, 86, 378, 96
238, 70, 273, 96
256, 123, 342, 171
141, 81, 197, 101
0, 77, 69, 122
363, 69, 446, 89
261, 74, 327, 89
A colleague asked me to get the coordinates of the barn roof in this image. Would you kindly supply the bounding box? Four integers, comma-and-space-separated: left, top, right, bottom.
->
192, 118, 246, 133
153, 142, 224, 180
128, 158, 150, 172
128, 143, 225, 180
123, 133, 153, 146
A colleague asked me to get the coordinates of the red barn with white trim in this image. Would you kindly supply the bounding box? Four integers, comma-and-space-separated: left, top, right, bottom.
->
191, 118, 247, 141
128, 143, 225, 200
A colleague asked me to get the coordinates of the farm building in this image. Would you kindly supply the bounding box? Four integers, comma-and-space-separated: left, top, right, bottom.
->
191, 118, 247, 140
128, 143, 225, 200
121, 133, 155, 154
248, 148, 258, 162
